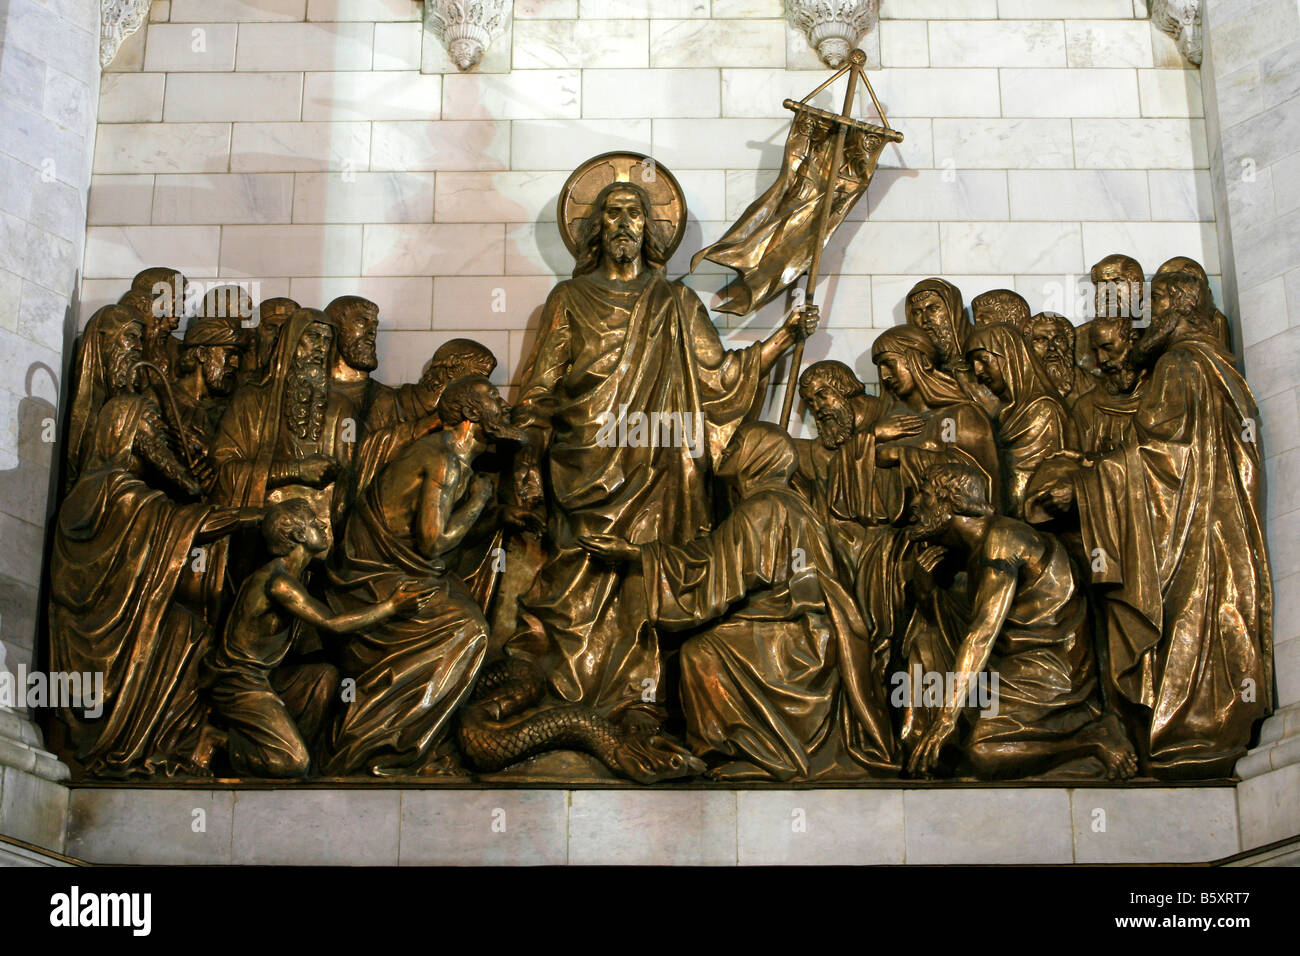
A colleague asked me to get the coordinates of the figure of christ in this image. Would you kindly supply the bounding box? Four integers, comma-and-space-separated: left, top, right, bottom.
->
580, 422, 898, 782
505, 180, 816, 734
1027, 270, 1272, 779
905, 462, 1137, 781
322, 376, 521, 776
204, 499, 434, 778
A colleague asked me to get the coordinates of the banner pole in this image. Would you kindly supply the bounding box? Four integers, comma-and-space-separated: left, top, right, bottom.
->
778, 53, 863, 431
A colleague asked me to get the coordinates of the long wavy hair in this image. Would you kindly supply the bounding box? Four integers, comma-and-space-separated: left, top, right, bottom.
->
571, 181, 672, 278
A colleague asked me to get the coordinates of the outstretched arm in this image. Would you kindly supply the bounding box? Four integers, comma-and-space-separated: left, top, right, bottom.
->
268, 573, 430, 634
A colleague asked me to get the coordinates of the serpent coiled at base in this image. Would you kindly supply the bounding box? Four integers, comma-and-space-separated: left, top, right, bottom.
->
457, 657, 704, 783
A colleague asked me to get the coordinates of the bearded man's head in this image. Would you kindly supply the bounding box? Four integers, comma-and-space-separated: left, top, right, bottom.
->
798, 360, 865, 449
572, 182, 671, 278
1090, 314, 1141, 394
326, 295, 380, 373
908, 461, 994, 543
284, 315, 334, 442
1023, 312, 1076, 397
437, 375, 525, 443
99, 307, 146, 394
1142, 271, 1214, 363
1090, 254, 1145, 322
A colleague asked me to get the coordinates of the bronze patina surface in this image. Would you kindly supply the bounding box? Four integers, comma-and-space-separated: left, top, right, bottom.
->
43, 56, 1274, 786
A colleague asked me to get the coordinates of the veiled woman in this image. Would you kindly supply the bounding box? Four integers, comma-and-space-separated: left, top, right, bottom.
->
582, 422, 898, 782
965, 322, 1078, 519
860, 326, 1001, 746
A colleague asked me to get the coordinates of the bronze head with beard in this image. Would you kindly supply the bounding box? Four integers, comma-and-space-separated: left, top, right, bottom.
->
1155, 255, 1230, 350
908, 461, 995, 543
179, 316, 245, 396
326, 295, 380, 373
99, 305, 147, 394
282, 308, 338, 443
906, 277, 969, 371
572, 181, 672, 278
798, 360, 865, 449
1090, 313, 1142, 395
1021, 312, 1077, 398
1140, 270, 1217, 365
436, 375, 525, 444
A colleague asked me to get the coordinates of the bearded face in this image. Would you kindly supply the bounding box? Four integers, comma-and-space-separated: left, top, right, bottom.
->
908, 292, 957, 366
1092, 322, 1140, 395
907, 486, 952, 543
801, 377, 855, 449
600, 187, 646, 266
284, 322, 333, 441
106, 321, 145, 394
201, 345, 240, 396
1093, 267, 1143, 321
465, 382, 526, 443
339, 308, 379, 372
1027, 321, 1075, 396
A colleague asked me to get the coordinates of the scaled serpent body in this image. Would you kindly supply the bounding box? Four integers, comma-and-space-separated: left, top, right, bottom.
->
458, 657, 704, 783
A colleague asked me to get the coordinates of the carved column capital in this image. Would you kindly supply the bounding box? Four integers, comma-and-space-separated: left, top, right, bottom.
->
1151, 0, 1202, 66
425, 0, 512, 72
100, 0, 153, 68
786, 0, 879, 68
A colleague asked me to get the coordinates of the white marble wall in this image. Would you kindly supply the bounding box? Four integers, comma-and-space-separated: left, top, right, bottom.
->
84, 0, 1215, 413
1200, 0, 1300, 849
0, 0, 99, 708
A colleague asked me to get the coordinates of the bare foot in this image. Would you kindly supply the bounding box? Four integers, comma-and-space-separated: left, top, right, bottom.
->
1084, 713, 1138, 780
188, 725, 227, 775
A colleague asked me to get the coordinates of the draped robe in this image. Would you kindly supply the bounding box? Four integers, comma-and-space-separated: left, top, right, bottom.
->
642, 424, 897, 780
508, 270, 764, 719
323, 472, 488, 776
1071, 336, 1272, 777
966, 322, 1078, 519
50, 394, 215, 777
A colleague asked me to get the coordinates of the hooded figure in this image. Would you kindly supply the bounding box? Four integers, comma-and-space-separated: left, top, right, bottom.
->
635, 422, 899, 781
211, 307, 357, 528
965, 322, 1077, 518
65, 305, 142, 492
50, 390, 248, 777
905, 278, 970, 374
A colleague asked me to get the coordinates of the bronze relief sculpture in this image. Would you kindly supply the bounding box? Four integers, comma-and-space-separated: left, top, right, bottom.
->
43, 55, 1274, 786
